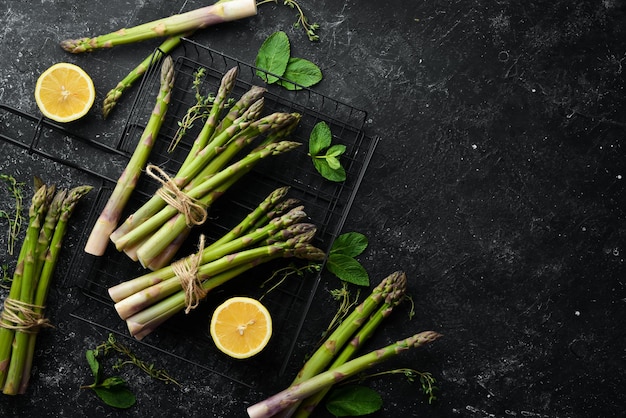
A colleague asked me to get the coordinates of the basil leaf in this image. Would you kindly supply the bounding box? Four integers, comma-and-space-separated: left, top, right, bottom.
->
255, 31, 290, 84
309, 121, 332, 156
277, 57, 323, 90
313, 159, 346, 182
85, 350, 100, 382
93, 386, 137, 409
330, 232, 368, 257
326, 385, 383, 416
326, 253, 369, 286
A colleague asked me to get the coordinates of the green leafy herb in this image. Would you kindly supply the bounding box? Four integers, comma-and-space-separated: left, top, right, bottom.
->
308, 122, 347, 182
326, 232, 369, 286
278, 57, 323, 90
256, 31, 323, 90
325, 385, 383, 416
81, 348, 136, 409
256, 31, 291, 84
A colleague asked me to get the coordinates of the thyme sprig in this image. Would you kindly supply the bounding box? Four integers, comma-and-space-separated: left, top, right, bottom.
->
0, 174, 24, 256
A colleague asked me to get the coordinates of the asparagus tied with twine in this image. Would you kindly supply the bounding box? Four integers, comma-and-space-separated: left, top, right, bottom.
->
108, 187, 325, 340
0, 182, 91, 395
107, 66, 303, 270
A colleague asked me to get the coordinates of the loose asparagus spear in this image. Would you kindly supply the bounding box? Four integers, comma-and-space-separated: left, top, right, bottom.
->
60, 0, 258, 53
84, 56, 175, 256
246, 331, 442, 418
103, 34, 187, 119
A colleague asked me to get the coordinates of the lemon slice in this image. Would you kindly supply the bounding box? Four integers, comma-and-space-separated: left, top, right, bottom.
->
210, 296, 273, 359
34, 62, 95, 123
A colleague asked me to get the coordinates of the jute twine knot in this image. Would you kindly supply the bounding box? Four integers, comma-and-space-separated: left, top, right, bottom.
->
0, 298, 52, 333
172, 234, 208, 314
146, 164, 208, 227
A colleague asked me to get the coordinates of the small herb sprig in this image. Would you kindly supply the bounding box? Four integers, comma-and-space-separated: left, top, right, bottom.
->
257, 0, 320, 41
169, 68, 236, 152
0, 174, 24, 256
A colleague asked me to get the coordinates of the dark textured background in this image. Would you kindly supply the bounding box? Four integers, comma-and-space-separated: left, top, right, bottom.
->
1, 1, 625, 417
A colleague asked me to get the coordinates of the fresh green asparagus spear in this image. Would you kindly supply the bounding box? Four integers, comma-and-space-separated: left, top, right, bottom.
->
103, 34, 187, 119
60, 0, 257, 53
84, 56, 175, 256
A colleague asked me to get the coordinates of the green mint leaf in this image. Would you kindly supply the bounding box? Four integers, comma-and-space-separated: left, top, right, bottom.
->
326, 253, 369, 286
93, 386, 136, 409
85, 349, 100, 382
255, 31, 291, 84
326, 144, 346, 158
326, 155, 341, 170
330, 232, 368, 257
325, 385, 383, 416
309, 121, 332, 156
277, 57, 323, 90
313, 159, 346, 182
99, 376, 127, 389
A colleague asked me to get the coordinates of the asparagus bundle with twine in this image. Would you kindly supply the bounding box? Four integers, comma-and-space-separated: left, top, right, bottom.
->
108, 66, 303, 270
85, 56, 175, 257
107, 187, 326, 340
0, 181, 92, 395
247, 272, 441, 418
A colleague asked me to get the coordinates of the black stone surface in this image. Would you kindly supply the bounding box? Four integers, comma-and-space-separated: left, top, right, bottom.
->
1, 1, 625, 417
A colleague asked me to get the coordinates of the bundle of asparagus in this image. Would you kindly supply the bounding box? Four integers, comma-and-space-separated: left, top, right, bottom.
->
108, 187, 325, 340
246, 272, 442, 418
0, 181, 91, 395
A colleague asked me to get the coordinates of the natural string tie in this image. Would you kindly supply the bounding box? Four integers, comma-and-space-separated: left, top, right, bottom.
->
172, 234, 208, 314
146, 164, 208, 226
0, 298, 52, 333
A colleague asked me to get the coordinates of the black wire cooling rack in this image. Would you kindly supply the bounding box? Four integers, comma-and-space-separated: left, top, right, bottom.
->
0, 40, 379, 387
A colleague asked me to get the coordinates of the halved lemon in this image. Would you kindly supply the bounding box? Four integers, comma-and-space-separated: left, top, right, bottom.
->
210, 296, 273, 359
34, 62, 95, 123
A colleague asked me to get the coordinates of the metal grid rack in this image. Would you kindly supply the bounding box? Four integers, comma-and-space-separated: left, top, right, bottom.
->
0, 41, 379, 387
